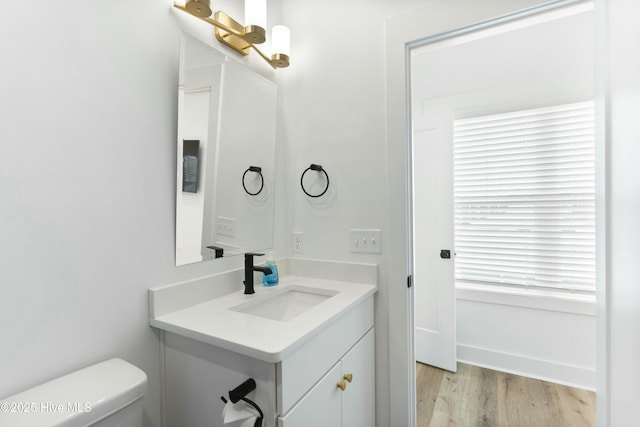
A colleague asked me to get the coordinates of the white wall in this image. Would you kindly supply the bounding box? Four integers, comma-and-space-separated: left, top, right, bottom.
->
457, 297, 596, 388
0, 1, 283, 426
280, 1, 424, 425
604, 0, 640, 424
281, 0, 421, 262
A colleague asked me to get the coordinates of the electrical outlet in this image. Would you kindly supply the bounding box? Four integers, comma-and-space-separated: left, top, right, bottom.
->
292, 232, 304, 254
351, 229, 382, 254
217, 216, 236, 237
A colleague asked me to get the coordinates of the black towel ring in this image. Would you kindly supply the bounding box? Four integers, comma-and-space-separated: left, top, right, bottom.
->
242, 166, 264, 196
300, 164, 330, 198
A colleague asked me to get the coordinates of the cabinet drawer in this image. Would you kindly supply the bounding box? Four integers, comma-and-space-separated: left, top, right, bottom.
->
276, 296, 374, 414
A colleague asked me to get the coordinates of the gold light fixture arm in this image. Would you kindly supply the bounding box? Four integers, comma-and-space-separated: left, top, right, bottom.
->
173, 3, 243, 38
213, 11, 257, 57
173, 2, 289, 69
250, 44, 278, 69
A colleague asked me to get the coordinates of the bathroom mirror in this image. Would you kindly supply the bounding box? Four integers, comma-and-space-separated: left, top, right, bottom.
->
175, 32, 277, 266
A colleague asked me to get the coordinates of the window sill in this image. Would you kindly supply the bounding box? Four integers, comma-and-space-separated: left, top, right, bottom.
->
456, 283, 596, 315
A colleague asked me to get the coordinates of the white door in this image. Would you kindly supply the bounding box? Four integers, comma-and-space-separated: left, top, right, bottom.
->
412, 111, 456, 372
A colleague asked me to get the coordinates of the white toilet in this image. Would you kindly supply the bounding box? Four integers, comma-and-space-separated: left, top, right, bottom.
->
0, 358, 147, 427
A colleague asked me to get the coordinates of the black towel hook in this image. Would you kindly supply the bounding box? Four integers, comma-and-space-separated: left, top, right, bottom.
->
300, 164, 330, 198
242, 166, 264, 196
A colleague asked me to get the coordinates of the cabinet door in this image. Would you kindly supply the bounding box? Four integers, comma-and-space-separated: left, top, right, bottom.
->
341, 328, 375, 427
278, 363, 342, 427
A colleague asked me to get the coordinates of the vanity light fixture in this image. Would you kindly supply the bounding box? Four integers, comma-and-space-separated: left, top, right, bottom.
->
173, 0, 290, 69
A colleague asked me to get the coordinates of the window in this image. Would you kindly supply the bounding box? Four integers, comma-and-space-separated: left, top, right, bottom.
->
453, 101, 595, 293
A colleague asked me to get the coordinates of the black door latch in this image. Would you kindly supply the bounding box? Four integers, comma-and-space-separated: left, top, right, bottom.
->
440, 249, 451, 259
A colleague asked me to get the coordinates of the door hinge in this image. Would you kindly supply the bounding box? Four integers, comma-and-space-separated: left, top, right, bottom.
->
407, 275, 413, 288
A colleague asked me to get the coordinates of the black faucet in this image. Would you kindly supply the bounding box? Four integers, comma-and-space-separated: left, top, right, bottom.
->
244, 253, 273, 295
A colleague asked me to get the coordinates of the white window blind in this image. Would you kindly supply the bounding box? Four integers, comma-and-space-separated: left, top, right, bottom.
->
453, 101, 595, 293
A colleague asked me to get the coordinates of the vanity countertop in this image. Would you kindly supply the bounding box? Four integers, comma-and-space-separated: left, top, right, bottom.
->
149, 275, 377, 363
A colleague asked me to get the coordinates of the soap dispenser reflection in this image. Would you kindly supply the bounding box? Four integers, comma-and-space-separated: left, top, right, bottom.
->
262, 253, 279, 287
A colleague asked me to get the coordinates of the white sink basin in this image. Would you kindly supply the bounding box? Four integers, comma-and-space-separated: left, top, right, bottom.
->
231, 286, 338, 321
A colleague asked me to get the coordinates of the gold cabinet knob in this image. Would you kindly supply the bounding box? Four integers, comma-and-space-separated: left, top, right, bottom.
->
343, 373, 353, 383
337, 381, 347, 391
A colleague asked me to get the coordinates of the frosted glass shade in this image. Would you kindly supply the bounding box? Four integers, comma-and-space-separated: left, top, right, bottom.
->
245, 0, 267, 29
272, 25, 290, 56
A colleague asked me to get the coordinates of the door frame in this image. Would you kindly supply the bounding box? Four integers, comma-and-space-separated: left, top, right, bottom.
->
384, 1, 605, 426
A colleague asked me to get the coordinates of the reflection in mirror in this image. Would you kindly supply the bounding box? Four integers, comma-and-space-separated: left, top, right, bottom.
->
175, 32, 277, 266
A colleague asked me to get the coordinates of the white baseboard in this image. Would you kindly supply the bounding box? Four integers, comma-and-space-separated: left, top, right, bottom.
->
457, 344, 596, 391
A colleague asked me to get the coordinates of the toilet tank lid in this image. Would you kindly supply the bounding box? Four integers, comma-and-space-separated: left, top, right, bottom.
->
0, 358, 147, 427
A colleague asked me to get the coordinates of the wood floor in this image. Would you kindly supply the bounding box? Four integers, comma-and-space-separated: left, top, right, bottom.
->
416, 362, 596, 427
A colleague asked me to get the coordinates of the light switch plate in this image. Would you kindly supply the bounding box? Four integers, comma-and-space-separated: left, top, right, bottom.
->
350, 229, 382, 254
217, 216, 236, 237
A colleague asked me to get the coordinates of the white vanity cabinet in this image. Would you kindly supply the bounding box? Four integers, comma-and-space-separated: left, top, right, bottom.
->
150, 270, 377, 427
277, 328, 375, 427
161, 294, 375, 427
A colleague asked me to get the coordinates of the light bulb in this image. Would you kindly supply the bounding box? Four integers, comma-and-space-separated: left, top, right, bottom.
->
272, 25, 290, 56
245, 0, 266, 29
